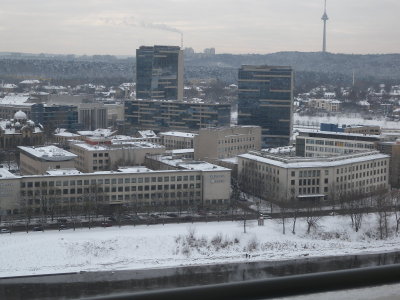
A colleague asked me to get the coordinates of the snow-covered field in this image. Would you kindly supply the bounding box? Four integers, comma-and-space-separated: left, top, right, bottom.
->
1, 215, 400, 278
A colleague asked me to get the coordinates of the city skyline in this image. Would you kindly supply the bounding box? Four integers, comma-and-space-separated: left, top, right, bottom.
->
0, 0, 399, 56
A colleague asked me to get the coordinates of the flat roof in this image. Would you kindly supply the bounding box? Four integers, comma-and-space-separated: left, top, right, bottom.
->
297, 129, 381, 141
72, 141, 164, 151
238, 151, 390, 169
18, 145, 77, 161
46, 169, 82, 176
152, 155, 230, 171
159, 131, 197, 138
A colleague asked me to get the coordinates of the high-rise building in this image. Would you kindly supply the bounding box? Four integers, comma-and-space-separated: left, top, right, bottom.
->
136, 45, 184, 101
125, 99, 231, 131
238, 65, 294, 148
31, 104, 80, 132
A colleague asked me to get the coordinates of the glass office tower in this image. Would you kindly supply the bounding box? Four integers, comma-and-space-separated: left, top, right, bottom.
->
238, 65, 293, 148
136, 45, 184, 101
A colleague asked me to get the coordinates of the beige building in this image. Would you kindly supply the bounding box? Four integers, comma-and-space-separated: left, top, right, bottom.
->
295, 130, 379, 157
344, 125, 381, 135
18, 146, 77, 175
308, 99, 341, 112
159, 131, 197, 150
194, 126, 262, 162
0, 111, 44, 150
0, 95, 34, 120
377, 141, 400, 188
69, 140, 165, 172
0, 161, 230, 215
78, 103, 107, 130
145, 155, 231, 206
238, 151, 390, 204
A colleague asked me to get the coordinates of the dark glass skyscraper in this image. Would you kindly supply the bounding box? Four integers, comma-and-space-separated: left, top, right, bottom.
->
136, 45, 184, 100
238, 65, 293, 148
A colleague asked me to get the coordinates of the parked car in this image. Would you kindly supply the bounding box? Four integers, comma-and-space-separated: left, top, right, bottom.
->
108, 216, 117, 222
32, 226, 44, 231
58, 218, 68, 223
101, 222, 112, 227
0, 228, 11, 234
167, 213, 178, 218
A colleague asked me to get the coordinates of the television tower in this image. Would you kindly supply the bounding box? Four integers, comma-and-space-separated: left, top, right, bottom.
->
321, 0, 328, 52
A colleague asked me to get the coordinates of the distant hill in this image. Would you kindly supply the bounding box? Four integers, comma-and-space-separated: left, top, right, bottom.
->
1, 51, 399, 90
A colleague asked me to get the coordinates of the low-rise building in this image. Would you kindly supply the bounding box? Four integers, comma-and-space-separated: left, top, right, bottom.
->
18, 145, 77, 175
295, 130, 379, 157
194, 126, 261, 162
238, 151, 390, 204
308, 98, 341, 112
0, 160, 231, 215
145, 155, 231, 206
160, 131, 197, 150
69, 140, 165, 172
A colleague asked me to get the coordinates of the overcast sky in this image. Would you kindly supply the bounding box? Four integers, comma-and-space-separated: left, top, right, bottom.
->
0, 0, 399, 56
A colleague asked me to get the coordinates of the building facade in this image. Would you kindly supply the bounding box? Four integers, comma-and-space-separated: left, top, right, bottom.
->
0, 164, 230, 215
295, 130, 379, 157
0, 111, 44, 150
238, 151, 390, 204
31, 104, 80, 132
194, 126, 262, 162
377, 141, 400, 188
125, 99, 231, 131
78, 103, 107, 130
18, 146, 77, 175
308, 98, 341, 112
69, 140, 165, 173
136, 45, 184, 101
159, 131, 197, 150
238, 65, 294, 148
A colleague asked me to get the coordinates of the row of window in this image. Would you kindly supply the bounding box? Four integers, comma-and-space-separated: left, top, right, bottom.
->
21, 175, 202, 188
306, 139, 374, 149
218, 136, 255, 144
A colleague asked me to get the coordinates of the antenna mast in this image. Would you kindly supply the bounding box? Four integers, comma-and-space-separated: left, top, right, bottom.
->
321, 0, 329, 53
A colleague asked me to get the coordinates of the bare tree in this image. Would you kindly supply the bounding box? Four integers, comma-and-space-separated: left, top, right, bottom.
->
376, 191, 391, 239
391, 190, 400, 234
305, 202, 322, 234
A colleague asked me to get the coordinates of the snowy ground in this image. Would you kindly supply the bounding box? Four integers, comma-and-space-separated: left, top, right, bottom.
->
1, 215, 400, 278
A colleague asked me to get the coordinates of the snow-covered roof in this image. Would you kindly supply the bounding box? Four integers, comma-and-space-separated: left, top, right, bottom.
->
137, 130, 157, 138
14, 110, 27, 120
1, 84, 17, 89
168, 148, 194, 154
0, 168, 18, 179
219, 157, 238, 164
46, 169, 82, 176
238, 151, 389, 169
0, 95, 32, 106
18, 146, 77, 161
19, 80, 40, 84
297, 129, 381, 140
72, 141, 163, 151
152, 155, 229, 172
159, 131, 197, 138
77, 128, 116, 137
54, 129, 80, 137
